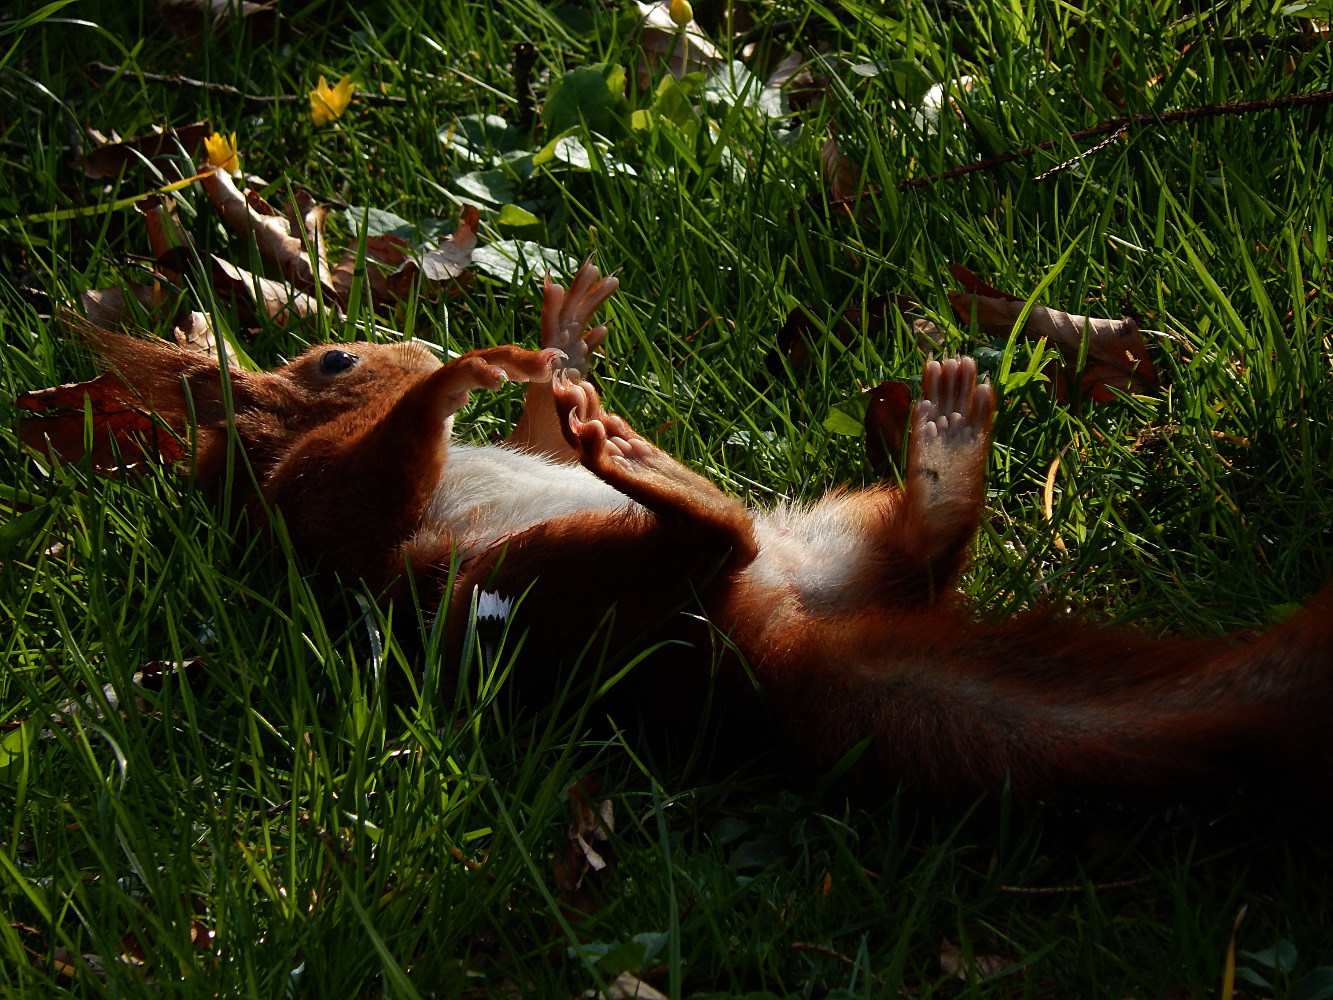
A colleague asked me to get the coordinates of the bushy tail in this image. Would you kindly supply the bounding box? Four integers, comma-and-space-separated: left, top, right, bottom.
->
760, 583, 1333, 802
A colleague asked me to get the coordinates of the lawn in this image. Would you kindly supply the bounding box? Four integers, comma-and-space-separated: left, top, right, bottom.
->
2, 0, 1333, 997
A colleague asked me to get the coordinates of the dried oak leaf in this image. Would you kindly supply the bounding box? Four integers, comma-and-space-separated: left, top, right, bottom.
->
939, 938, 1015, 981
135, 194, 191, 258
17, 374, 185, 471
155, 0, 287, 43
553, 774, 616, 921
82, 122, 211, 180
198, 167, 324, 290
79, 285, 166, 328
74, 285, 228, 365
820, 134, 862, 206
207, 253, 326, 325
947, 264, 1158, 401
330, 234, 419, 312
420, 203, 480, 281
287, 189, 330, 282
582, 972, 669, 1000
864, 379, 912, 475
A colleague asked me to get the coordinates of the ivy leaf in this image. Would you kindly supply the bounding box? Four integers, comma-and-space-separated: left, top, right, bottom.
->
542, 63, 630, 140
472, 240, 578, 284
823, 395, 871, 436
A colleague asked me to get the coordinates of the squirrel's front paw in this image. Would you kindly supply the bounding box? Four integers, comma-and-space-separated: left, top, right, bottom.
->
540, 260, 619, 376
553, 374, 651, 471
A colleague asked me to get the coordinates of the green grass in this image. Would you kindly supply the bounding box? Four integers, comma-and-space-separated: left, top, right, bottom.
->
3, 0, 1333, 996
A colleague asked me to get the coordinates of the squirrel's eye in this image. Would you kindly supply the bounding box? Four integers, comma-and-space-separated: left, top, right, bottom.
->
319, 350, 359, 375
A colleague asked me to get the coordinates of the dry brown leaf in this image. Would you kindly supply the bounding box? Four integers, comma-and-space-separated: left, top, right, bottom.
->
912, 317, 944, 351
155, 0, 285, 42
198, 168, 321, 290
948, 263, 1021, 302
287, 189, 330, 282
79, 285, 166, 327
420, 204, 480, 281
135, 194, 191, 258
820, 134, 861, 206
74, 285, 226, 363
634, 0, 726, 87
208, 253, 328, 324
330, 234, 420, 312
947, 265, 1158, 402
82, 122, 211, 180
554, 774, 616, 920
172, 310, 234, 365
17, 374, 185, 471
765, 50, 807, 89
939, 938, 1015, 981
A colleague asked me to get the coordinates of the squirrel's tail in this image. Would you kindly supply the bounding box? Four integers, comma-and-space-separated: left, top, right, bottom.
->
756, 582, 1333, 801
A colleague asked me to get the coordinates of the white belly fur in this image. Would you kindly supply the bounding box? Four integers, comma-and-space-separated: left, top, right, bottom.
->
746, 496, 869, 610
427, 442, 638, 551
430, 443, 870, 608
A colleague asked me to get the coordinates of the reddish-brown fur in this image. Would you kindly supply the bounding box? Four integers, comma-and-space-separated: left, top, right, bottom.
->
17, 268, 1333, 804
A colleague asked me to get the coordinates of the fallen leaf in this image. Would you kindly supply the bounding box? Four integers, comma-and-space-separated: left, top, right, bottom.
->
912, 316, 943, 351
420, 204, 480, 281
18, 374, 185, 471
864, 379, 912, 474
820, 134, 862, 206
584, 971, 669, 1000
172, 310, 233, 365
135, 194, 191, 258
939, 938, 1015, 981
155, 0, 286, 42
947, 265, 1158, 401
633, 1, 725, 88
82, 122, 211, 181
330, 234, 420, 312
207, 253, 327, 324
554, 774, 616, 920
78, 285, 166, 328
73, 284, 225, 362
287, 189, 330, 283
198, 169, 323, 290
948, 263, 1022, 302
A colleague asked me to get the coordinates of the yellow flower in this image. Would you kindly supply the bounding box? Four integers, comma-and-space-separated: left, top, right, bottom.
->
309, 74, 355, 126
668, 0, 693, 26
203, 131, 240, 174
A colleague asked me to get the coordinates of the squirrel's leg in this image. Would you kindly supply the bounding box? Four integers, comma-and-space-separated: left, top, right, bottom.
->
816, 356, 995, 607
900, 356, 996, 569
265, 345, 563, 583
508, 259, 619, 462
552, 373, 757, 563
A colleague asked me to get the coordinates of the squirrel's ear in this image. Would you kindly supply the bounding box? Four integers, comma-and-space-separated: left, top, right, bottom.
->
17, 327, 296, 472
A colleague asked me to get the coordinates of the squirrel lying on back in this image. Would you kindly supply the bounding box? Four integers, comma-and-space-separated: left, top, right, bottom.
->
19, 262, 1333, 804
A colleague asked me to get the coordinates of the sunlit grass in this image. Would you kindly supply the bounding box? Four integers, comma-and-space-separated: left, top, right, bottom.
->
2, 0, 1332, 997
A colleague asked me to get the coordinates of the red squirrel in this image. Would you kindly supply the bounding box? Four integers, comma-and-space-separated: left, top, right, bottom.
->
18, 262, 1333, 804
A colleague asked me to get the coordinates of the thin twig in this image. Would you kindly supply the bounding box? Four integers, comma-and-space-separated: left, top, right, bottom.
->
824, 88, 1333, 205
86, 62, 408, 108
1033, 124, 1127, 182
791, 941, 857, 966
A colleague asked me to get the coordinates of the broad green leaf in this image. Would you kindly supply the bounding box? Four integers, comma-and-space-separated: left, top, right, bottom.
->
823, 395, 871, 436
472, 240, 577, 284
541, 63, 629, 140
